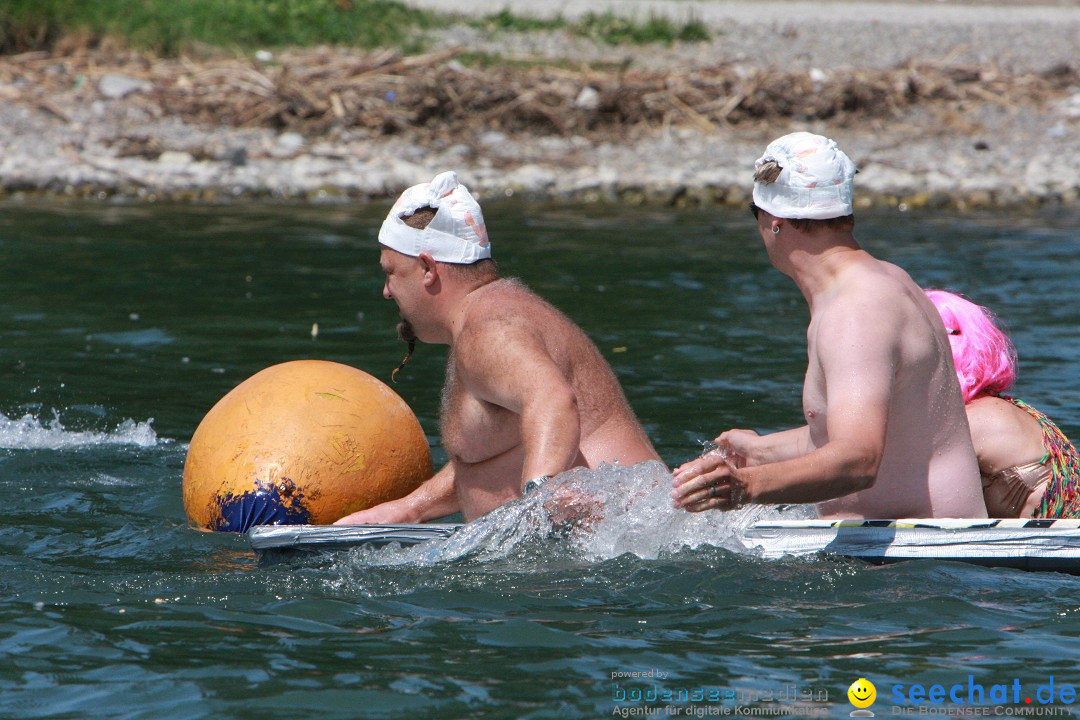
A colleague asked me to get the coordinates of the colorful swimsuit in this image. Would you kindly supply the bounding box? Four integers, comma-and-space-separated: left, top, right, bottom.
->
980, 397, 1080, 519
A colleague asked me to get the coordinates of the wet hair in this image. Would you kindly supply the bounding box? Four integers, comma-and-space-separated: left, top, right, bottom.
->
925, 289, 1017, 403
753, 160, 855, 232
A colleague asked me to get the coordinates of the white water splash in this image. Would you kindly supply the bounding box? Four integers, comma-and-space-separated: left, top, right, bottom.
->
564, 461, 814, 561
344, 461, 815, 568
0, 412, 160, 450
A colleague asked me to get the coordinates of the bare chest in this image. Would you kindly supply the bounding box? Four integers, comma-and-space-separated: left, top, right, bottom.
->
439, 362, 520, 464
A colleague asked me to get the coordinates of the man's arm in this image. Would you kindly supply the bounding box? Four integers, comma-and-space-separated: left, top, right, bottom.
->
675, 300, 896, 509
671, 426, 810, 500
725, 426, 813, 466
457, 323, 581, 490
333, 463, 460, 524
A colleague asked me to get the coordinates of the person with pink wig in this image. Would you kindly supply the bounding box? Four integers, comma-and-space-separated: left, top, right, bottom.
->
926, 289, 1080, 518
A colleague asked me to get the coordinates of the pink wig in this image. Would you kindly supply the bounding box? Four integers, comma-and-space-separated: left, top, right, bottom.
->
925, 289, 1017, 403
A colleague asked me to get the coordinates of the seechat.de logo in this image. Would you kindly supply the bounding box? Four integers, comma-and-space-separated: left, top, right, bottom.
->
848, 678, 877, 717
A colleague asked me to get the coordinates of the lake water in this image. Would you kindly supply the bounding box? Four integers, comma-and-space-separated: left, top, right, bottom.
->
1, 200, 1078, 719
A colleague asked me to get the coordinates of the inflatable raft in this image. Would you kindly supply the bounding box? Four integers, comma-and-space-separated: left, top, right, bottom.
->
247, 518, 1080, 572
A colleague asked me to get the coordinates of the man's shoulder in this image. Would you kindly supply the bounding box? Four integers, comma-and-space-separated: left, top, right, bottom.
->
452, 282, 569, 384
826, 271, 906, 313
464, 278, 560, 327
839, 254, 911, 288
830, 258, 921, 310
469, 276, 536, 305
457, 280, 546, 347
813, 263, 925, 345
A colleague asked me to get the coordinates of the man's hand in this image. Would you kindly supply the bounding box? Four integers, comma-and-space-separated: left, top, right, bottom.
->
538, 480, 603, 532
671, 444, 749, 512
332, 464, 459, 525
333, 498, 416, 525
714, 429, 760, 466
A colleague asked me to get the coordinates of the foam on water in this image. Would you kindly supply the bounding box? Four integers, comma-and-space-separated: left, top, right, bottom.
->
562, 461, 815, 561
0, 411, 161, 450
339, 461, 815, 571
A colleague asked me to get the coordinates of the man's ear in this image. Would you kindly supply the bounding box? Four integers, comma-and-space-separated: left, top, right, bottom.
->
417, 251, 439, 287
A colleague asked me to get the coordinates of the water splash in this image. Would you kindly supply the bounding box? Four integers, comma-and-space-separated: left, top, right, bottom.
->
339, 461, 815, 570
0, 412, 160, 450
561, 461, 813, 561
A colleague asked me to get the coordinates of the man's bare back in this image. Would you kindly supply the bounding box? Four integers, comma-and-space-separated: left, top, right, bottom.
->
803, 256, 984, 518
671, 132, 985, 519
442, 278, 659, 519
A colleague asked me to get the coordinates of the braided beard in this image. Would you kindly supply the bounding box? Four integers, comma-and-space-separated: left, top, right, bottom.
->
391, 318, 417, 383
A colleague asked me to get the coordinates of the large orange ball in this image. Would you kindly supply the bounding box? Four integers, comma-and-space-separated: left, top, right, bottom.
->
182, 360, 432, 532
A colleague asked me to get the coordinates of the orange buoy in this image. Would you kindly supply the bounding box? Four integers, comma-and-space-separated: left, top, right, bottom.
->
182, 360, 432, 532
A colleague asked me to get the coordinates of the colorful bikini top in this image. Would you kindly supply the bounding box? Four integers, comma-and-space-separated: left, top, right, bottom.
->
988, 396, 1080, 519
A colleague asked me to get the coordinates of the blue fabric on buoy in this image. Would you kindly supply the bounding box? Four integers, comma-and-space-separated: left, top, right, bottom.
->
213, 478, 311, 533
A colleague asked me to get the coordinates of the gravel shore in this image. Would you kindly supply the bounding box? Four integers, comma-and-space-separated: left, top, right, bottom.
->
0, 1, 1077, 207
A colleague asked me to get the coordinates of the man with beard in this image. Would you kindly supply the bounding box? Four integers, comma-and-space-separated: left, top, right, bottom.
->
334, 171, 661, 523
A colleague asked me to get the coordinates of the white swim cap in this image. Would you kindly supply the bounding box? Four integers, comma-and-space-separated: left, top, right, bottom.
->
752, 132, 857, 220
378, 171, 491, 264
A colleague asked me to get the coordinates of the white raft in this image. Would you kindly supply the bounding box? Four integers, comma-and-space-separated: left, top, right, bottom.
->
744, 518, 1080, 572
248, 523, 460, 562
247, 518, 1080, 572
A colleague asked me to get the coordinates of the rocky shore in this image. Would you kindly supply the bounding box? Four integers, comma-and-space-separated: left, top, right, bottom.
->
1, 0, 1077, 208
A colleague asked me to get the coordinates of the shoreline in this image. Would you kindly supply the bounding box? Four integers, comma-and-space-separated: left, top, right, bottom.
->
1, 1, 1077, 208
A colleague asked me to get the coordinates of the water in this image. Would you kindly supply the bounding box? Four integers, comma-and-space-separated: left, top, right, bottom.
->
1, 200, 1078, 719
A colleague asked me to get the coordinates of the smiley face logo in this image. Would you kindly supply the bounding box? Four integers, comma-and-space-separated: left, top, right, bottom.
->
848, 678, 877, 709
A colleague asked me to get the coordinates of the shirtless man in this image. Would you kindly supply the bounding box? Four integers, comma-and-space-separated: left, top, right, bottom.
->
334, 171, 660, 523
671, 132, 987, 519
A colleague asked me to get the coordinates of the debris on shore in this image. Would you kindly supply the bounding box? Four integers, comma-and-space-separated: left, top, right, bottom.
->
1, 46, 1077, 206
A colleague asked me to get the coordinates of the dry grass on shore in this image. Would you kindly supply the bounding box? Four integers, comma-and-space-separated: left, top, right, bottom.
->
2, 45, 1076, 144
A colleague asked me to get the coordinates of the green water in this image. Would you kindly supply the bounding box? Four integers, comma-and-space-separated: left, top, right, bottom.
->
1, 200, 1078, 719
